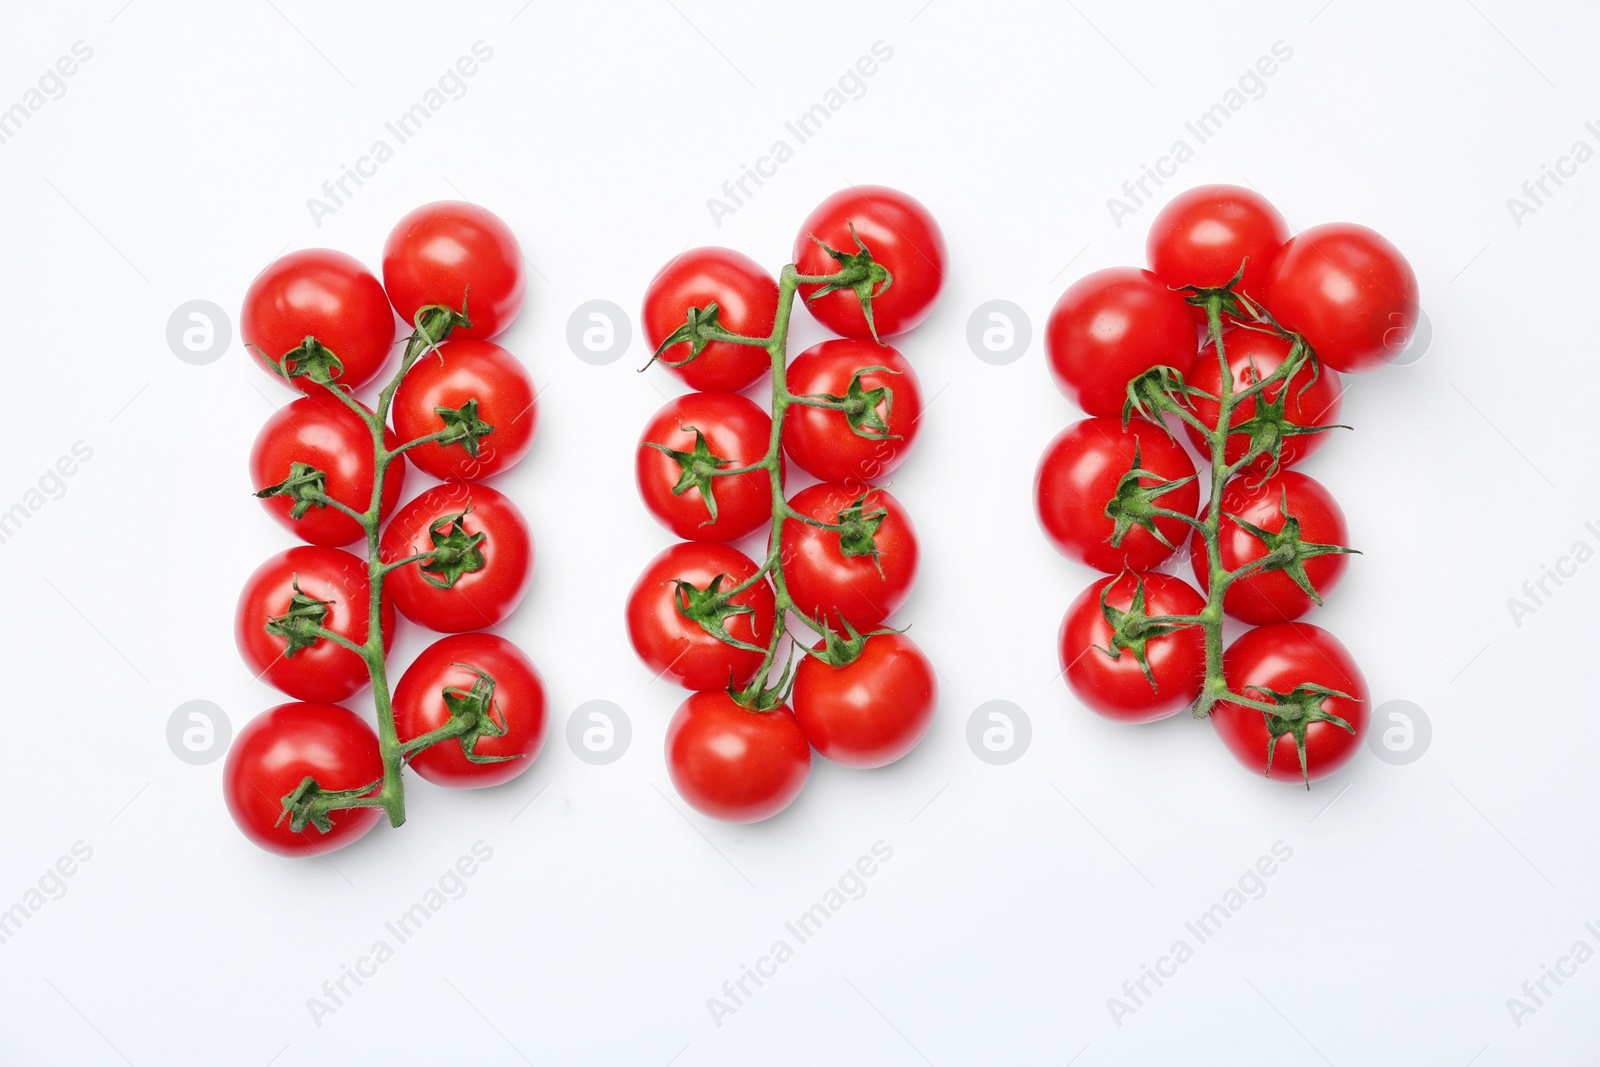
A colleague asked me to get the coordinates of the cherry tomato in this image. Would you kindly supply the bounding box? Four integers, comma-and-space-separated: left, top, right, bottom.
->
1263, 222, 1419, 374
1060, 572, 1206, 723
792, 632, 936, 768
382, 201, 525, 340
1034, 417, 1199, 573
249, 395, 405, 547
235, 546, 394, 703
781, 483, 918, 631
782, 338, 923, 488
391, 633, 546, 789
241, 249, 397, 392
1045, 267, 1197, 417
1212, 623, 1368, 784
666, 691, 810, 822
626, 542, 776, 691
1183, 329, 1343, 472
1146, 184, 1288, 317
380, 483, 532, 633
391, 338, 536, 482
794, 186, 946, 339
224, 702, 385, 856
636, 392, 775, 543
643, 247, 778, 393
1194, 471, 1351, 625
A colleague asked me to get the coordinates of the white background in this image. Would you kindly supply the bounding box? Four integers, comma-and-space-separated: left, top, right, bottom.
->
1, 0, 1596, 1063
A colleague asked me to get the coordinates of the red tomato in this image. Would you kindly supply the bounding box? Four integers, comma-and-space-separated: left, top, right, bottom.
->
241, 249, 397, 392
1060, 572, 1206, 723
626, 542, 776, 691
391, 338, 536, 482
1045, 267, 1197, 417
391, 633, 546, 788
382, 201, 525, 340
235, 546, 394, 703
250, 395, 405, 547
782, 338, 923, 488
666, 691, 810, 822
1263, 222, 1419, 374
643, 247, 778, 393
380, 483, 532, 633
224, 702, 385, 856
1212, 623, 1368, 784
792, 632, 936, 768
781, 483, 918, 631
1034, 417, 1199, 573
794, 186, 946, 339
636, 392, 775, 543
1146, 184, 1288, 316
1183, 329, 1344, 472
1194, 471, 1351, 625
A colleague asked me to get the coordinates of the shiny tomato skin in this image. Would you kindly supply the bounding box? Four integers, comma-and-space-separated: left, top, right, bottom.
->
794, 186, 946, 339
391, 633, 546, 788
1045, 266, 1197, 417
626, 542, 776, 691
1034, 417, 1199, 573
643, 248, 778, 393
242, 248, 398, 392
1146, 184, 1289, 316
382, 201, 525, 340
1194, 471, 1350, 625
224, 702, 385, 856
391, 338, 536, 482
636, 392, 775, 543
781, 483, 918, 631
380, 483, 532, 633
1262, 222, 1419, 374
1060, 572, 1207, 723
249, 395, 405, 547
1212, 623, 1368, 783
666, 691, 810, 823
792, 632, 936, 768
782, 339, 923, 487
235, 546, 394, 703
1183, 329, 1344, 472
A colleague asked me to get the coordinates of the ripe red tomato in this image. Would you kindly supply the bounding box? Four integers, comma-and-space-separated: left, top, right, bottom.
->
792, 632, 936, 768
1060, 572, 1206, 723
249, 395, 405, 547
1183, 329, 1343, 472
1045, 267, 1197, 417
626, 542, 776, 691
235, 546, 394, 703
241, 249, 397, 392
793, 186, 946, 339
391, 633, 546, 788
643, 247, 778, 393
666, 691, 810, 822
224, 702, 385, 856
1034, 417, 1199, 573
782, 339, 923, 487
382, 201, 525, 340
391, 338, 536, 482
380, 483, 532, 633
1146, 184, 1288, 315
781, 483, 918, 631
636, 392, 775, 543
1194, 471, 1351, 625
1212, 623, 1368, 784
1263, 222, 1419, 374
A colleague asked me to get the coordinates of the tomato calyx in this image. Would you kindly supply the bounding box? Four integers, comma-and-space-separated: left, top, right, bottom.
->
412, 299, 473, 347
253, 335, 346, 386
1093, 574, 1199, 689
1223, 343, 1347, 480
645, 302, 754, 372
254, 461, 332, 520
277, 774, 383, 834
1241, 682, 1357, 788
803, 224, 894, 343
832, 491, 890, 572
671, 574, 765, 653
418, 667, 522, 765
1123, 365, 1210, 438
729, 655, 797, 712
263, 578, 335, 657
801, 613, 899, 669
797, 366, 900, 442
646, 426, 734, 525
417, 510, 488, 589
1227, 489, 1359, 604
433, 397, 496, 457
1104, 442, 1198, 550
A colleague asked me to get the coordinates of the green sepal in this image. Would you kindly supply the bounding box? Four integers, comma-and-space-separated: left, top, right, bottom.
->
1244, 682, 1358, 788
1123, 365, 1211, 438
729, 654, 798, 712
440, 667, 522, 765
645, 425, 733, 525
1104, 441, 1197, 549
1228, 487, 1359, 605
799, 613, 899, 669
646, 302, 727, 371
671, 573, 764, 653
254, 462, 330, 520
1227, 343, 1348, 478
434, 397, 495, 457
275, 774, 382, 834
800, 366, 899, 441
277, 336, 345, 385
413, 297, 473, 346
418, 510, 488, 589
263, 578, 332, 657
804, 223, 895, 343
1092, 574, 1198, 690
833, 491, 890, 575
